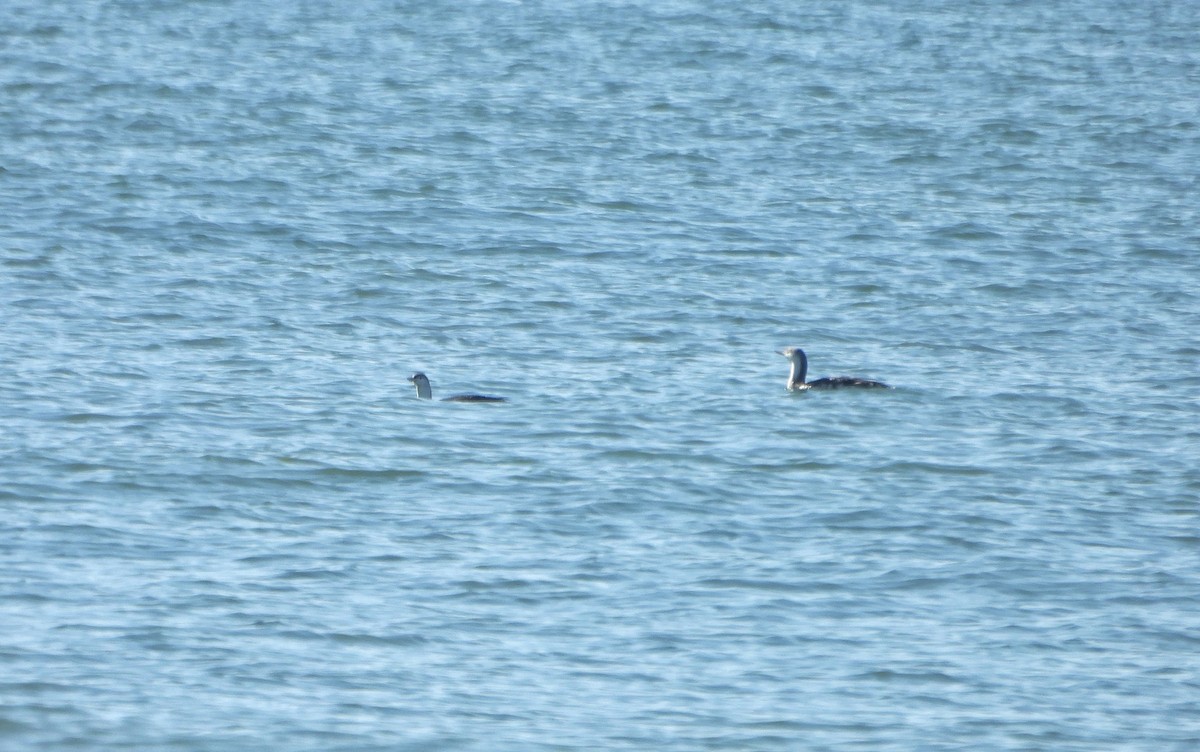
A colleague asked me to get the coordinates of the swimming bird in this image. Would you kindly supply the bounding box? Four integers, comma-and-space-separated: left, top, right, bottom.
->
407, 372, 506, 402
778, 347, 890, 390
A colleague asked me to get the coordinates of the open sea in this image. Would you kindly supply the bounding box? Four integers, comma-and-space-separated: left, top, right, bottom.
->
2, 1, 1199, 749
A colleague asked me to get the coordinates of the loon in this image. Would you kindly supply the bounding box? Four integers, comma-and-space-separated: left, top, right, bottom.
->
408, 372, 506, 402
778, 347, 890, 390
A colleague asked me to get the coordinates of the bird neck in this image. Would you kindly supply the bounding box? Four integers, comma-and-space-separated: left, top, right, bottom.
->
789, 352, 808, 387
413, 377, 433, 399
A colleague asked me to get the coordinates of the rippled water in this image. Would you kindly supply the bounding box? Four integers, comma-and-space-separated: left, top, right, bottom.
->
3, 1, 1199, 749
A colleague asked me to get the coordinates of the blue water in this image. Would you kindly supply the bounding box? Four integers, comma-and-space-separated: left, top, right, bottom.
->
3, 1, 1199, 749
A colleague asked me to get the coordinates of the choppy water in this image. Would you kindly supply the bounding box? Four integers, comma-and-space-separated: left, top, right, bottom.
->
3, 1, 1199, 749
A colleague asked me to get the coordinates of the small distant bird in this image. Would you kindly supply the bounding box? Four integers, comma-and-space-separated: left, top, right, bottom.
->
777, 347, 890, 390
407, 372, 506, 402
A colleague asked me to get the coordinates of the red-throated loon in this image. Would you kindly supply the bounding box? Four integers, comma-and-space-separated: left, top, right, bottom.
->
407, 372, 506, 402
778, 347, 890, 390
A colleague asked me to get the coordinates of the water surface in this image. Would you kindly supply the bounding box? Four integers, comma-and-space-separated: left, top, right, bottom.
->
2, 1, 1199, 749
